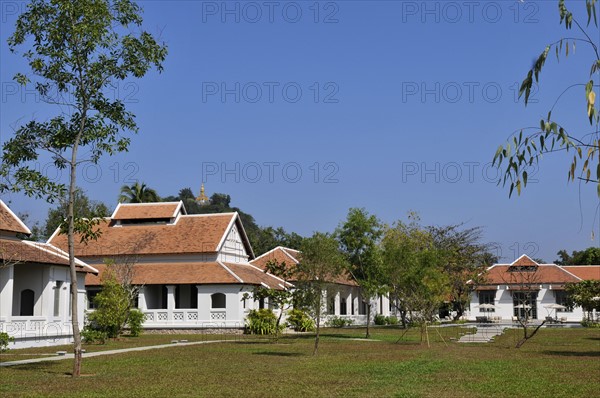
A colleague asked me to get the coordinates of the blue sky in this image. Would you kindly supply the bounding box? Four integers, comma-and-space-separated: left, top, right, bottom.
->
1, 0, 599, 263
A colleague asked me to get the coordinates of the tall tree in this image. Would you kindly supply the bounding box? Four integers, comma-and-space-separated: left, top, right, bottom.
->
381, 217, 450, 342
494, 0, 599, 197
337, 208, 385, 339
119, 182, 160, 203
296, 232, 347, 356
0, 0, 167, 376
427, 224, 495, 320
555, 247, 600, 265
39, 189, 109, 240
565, 279, 600, 320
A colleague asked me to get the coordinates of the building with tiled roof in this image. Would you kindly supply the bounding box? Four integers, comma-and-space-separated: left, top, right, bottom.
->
0, 200, 96, 348
48, 201, 285, 328
468, 254, 600, 322
251, 247, 393, 324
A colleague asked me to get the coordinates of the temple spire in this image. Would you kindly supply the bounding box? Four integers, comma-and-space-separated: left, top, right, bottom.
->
196, 183, 209, 205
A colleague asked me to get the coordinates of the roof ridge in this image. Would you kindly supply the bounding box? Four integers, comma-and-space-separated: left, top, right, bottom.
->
0, 200, 31, 235
218, 261, 244, 283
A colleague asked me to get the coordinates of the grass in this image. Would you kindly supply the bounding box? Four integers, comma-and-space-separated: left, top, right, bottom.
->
0, 327, 598, 397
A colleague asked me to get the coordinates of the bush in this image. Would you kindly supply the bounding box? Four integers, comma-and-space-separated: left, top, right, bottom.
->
286, 309, 315, 332
0, 332, 14, 352
81, 325, 108, 344
374, 314, 387, 325
386, 316, 399, 325
581, 319, 600, 328
88, 272, 131, 338
326, 316, 354, 328
245, 309, 283, 335
127, 309, 145, 337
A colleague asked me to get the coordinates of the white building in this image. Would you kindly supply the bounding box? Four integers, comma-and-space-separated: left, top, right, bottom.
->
0, 200, 97, 348
48, 201, 286, 329
467, 255, 600, 322
251, 246, 392, 325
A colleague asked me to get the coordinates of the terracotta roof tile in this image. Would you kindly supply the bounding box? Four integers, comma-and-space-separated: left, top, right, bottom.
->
562, 266, 600, 281
86, 261, 284, 288
112, 202, 183, 220
480, 264, 581, 285
223, 262, 286, 289
49, 214, 236, 257
0, 200, 31, 235
0, 238, 95, 272
251, 246, 357, 286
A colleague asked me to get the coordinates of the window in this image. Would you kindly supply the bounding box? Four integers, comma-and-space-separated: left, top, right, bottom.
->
190, 285, 198, 309
478, 291, 495, 313
340, 298, 347, 315
554, 291, 572, 312
211, 293, 226, 309
512, 291, 538, 319
328, 295, 335, 314
20, 289, 35, 316
258, 297, 265, 309
87, 288, 100, 309
54, 281, 63, 317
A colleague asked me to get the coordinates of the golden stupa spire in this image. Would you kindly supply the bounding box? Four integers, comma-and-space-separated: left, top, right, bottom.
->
196, 183, 209, 204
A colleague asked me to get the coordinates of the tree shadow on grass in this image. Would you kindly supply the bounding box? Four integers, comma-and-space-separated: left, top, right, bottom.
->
7, 361, 63, 374
584, 337, 600, 341
253, 351, 304, 357
542, 350, 600, 357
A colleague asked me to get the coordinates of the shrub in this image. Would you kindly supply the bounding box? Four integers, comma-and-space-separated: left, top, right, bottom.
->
286, 309, 315, 332
127, 309, 145, 337
386, 316, 399, 325
374, 314, 387, 325
81, 325, 108, 344
326, 316, 354, 328
88, 272, 131, 338
0, 332, 14, 352
581, 319, 600, 328
245, 309, 283, 335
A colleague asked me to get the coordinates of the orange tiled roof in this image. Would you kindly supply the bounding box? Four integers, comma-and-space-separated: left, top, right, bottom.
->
49, 213, 238, 257
112, 202, 184, 220
0, 238, 96, 272
251, 246, 358, 287
562, 266, 600, 281
0, 200, 31, 235
86, 261, 284, 288
480, 264, 581, 285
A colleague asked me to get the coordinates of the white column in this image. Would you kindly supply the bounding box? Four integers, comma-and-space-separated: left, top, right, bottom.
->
138, 286, 147, 310
0, 265, 14, 321
334, 291, 340, 315
166, 285, 176, 321
346, 291, 352, 316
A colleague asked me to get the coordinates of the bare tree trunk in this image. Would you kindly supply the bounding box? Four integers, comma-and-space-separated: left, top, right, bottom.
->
68, 160, 82, 377
365, 301, 371, 339
515, 321, 546, 348
313, 296, 321, 356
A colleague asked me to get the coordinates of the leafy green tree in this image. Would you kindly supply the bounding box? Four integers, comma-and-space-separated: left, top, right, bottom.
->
119, 182, 160, 203
39, 189, 109, 240
296, 232, 347, 355
565, 279, 600, 321
427, 224, 494, 321
0, 0, 166, 376
88, 265, 133, 338
556, 247, 600, 265
381, 217, 450, 342
337, 208, 386, 339
494, 0, 599, 197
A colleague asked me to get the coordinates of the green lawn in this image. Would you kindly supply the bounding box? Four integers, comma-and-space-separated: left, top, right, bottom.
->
1, 327, 598, 397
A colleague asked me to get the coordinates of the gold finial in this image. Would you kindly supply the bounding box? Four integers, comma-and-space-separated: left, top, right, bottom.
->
196, 183, 209, 204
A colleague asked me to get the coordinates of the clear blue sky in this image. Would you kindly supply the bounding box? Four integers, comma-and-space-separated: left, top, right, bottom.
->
1, 0, 599, 263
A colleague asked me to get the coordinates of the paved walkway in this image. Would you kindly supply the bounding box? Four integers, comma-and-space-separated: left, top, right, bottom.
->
458, 325, 507, 343
0, 339, 231, 367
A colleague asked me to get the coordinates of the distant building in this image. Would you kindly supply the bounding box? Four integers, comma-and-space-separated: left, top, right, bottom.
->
49, 201, 285, 329
468, 255, 600, 322
0, 200, 97, 348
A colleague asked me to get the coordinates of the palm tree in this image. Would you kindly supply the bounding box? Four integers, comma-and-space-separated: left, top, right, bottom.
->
119, 182, 160, 203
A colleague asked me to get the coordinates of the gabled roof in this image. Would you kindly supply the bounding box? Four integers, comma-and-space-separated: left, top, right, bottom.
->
473, 254, 598, 287
1, 239, 97, 273
85, 261, 284, 288
251, 246, 358, 287
48, 208, 254, 258
562, 266, 600, 281
0, 200, 31, 235
112, 201, 186, 220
